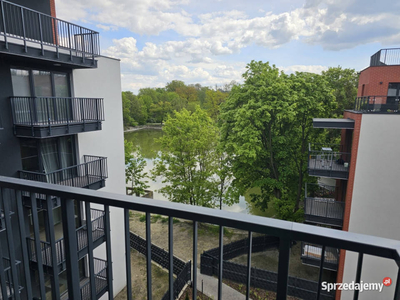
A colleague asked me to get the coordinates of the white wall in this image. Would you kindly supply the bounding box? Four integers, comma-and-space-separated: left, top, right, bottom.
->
341, 114, 400, 299
72, 56, 126, 297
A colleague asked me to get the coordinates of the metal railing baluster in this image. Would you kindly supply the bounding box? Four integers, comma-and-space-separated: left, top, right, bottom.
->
146, 212, 152, 300
125, 208, 132, 300
246, 231, 252, 300
193, 221, 198, 300
218, 225, 224, 300
168, 216, 174, 300
353, 253, 364, 300
316, 245, 326, 299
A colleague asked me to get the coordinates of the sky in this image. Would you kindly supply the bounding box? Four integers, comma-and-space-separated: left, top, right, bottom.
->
55, 0, 400, 93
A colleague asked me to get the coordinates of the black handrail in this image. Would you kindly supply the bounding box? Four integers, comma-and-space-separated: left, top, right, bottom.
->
19, 156, 107, 188
0, 0, 100, 62
10, 97, 105, 126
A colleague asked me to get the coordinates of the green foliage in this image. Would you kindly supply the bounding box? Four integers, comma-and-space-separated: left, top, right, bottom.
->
322, 66, 358, 116
121, 82, 230, 127
219, 61, 336, 220
152, 107, 219, 207
125, 140, 149, 196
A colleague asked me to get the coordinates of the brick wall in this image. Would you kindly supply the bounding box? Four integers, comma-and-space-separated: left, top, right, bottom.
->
335, 111, 362, 300
50, 0, 56, 17
358, 66, 400, 97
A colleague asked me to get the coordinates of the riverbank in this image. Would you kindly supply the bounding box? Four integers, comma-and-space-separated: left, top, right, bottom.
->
124, 124, 163, 133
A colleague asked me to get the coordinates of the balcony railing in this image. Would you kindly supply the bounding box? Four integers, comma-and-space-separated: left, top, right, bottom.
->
2, 258, 24, 299
27, 209, 105, 271
370, 48, 400, 66
308, 144, 351, 179
74, 258, 108, 300
0, 0, 100, 67
354, 96, 400, 113
10, 97, 104, 137
1, 176, 400, 299
19, 155, 107, 189
301, 242, 339, 271
304, 183, 344, 227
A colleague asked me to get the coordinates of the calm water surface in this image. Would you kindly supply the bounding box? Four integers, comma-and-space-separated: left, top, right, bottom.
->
125, 129, 273, 217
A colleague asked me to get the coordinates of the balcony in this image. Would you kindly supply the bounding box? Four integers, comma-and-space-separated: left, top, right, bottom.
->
59, 258, 108, 300
0, 0, 99, 68
10, 97, 104, 138
304, 183, 344, 228
19, 155, 107, 190
1, 258, 24, 299
1, 176, 400, 300
370, 48, 400, 67
354, 96, 400, 114
301, 242, 339, 271
308, 144, 350, 179
27, 209, 105, 273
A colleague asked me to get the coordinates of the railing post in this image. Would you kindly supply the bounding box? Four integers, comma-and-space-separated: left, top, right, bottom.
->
45, 195, 60, 300
20, 7, 27, 52
125, 209, 132, 300
1, 188, 21, 300
91, 32, 95, 64
38, 13, 44, 56
61, 198, 81, 300
168, 216, 173, 300
80, 27, 85, 63
31, 193, 47, 300
81, 99, 86, 131
45, 98, 52, 136
15, 190, 33, 299
246, 231, 252, 300
68, 23, 72, 61
104, 205, 113, 299
192, 221, 198, 300
85, 203, 97, 300
1, 1, 8, 49
277, 237, 291, 300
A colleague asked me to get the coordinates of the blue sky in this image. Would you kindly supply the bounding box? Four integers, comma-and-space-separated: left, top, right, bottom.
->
56, 0, 400, 92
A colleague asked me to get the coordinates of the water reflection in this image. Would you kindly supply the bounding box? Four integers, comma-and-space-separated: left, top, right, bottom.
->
125, 129, 273, 217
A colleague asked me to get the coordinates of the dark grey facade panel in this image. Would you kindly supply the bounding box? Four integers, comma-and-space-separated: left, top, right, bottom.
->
0, 60, 23, 177
6, 0, 52, 16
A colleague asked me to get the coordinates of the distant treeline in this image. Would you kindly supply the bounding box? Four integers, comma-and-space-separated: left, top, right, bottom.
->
122, 80, 237, 127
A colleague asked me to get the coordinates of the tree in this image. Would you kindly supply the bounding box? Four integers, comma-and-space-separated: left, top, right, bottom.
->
122, 92, 137, 127
125, 140, 149, 196
214, 147, 240, 210
152, 107, 219, 207
219, 61, 335, 220
322, 66, 358, 116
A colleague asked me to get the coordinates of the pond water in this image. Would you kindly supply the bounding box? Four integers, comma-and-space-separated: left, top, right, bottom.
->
125, 129, 274, 217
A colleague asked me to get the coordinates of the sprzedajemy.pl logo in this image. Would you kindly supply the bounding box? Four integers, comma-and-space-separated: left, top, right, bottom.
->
321, 277, 392, 293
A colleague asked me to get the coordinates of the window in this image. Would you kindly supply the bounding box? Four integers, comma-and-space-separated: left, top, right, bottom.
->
10, 68, 71, 98
20, 136, 77, 174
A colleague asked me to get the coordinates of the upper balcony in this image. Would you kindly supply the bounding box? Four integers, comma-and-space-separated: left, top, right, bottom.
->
304, 183, 344, 228
11, 97, 104, 138
19, 155, 108, 190
370, 48, 400, 67
0, 0, 100, 68
308, 143, 351, 180
354, 96, 400, 114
